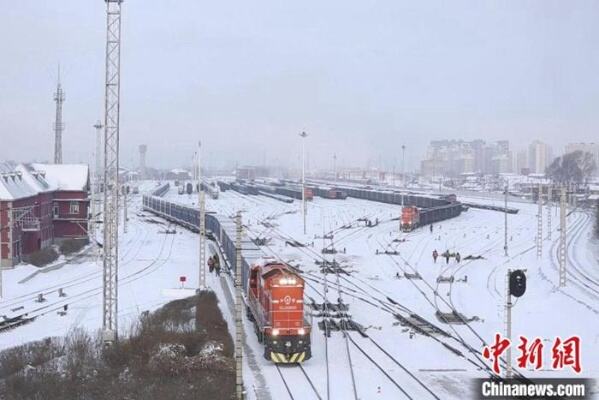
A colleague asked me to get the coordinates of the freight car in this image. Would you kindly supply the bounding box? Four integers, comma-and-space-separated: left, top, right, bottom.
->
400, 203, 463, 232
247, 261, 312, 362
275, 186, 314, 201
142, 193, 312, 363
216, 181, 230, 192
313, 186, 348, 200
325, 184, 463, 227
200, 180, 220, 199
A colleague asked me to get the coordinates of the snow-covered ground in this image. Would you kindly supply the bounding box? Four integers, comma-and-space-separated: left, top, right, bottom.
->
1, 182, 598, 399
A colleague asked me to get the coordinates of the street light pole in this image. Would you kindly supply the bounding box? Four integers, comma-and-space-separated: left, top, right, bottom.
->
300, 131, 308, 235
401, 144, 406, 188
198, 141, 206, 290
504, 181, 508, 257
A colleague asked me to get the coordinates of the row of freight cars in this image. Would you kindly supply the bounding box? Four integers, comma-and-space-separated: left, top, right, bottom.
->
174, 180, 220, 199
329, 185, 464, 232
217, 180, 348, 201
142, 192, 312, 363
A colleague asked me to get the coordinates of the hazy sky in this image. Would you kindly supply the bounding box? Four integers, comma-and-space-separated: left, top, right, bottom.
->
1, 1, 598, 171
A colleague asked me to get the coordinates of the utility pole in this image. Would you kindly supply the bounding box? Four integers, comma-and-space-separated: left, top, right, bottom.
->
546, 185, 552, 240
300, 132, 308, 235
198, 141, 206, 290
559, 185, 567, 287
504, 269, 512, 379
401, 144, 406, 188
235, 211, 244, 400
102, 0, 123, 345
536, 184, 543, 258
53, 65, 65, 164
123, 185, 127, 234
333, 153, 337, 183
504, 182, 508, 257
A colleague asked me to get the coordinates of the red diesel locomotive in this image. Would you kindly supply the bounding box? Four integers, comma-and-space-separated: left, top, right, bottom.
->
246, 261, 312, 363
401, 206, 420, 231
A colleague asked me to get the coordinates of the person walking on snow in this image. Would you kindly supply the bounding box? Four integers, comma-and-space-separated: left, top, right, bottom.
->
208, 256, 215, 273
432, 249, 439, 263
445, 251, 450, 264
455, 252, 461, 263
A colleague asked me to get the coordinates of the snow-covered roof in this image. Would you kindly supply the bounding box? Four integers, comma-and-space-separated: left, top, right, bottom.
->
31, 163, 89, 191
0, 163, 88, 201
0, 162, 48, 201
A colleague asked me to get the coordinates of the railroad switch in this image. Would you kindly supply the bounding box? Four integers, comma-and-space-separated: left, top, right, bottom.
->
318, 318, 366, 337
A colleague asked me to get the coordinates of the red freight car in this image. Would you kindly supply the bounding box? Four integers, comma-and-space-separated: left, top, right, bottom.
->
304, 187, 314, 201
401, 206, 420, 231
247, 261, 312, 363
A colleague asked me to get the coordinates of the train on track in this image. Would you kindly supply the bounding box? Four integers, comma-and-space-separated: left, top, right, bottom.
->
143, 189, 312, 363
247, 261, 311, 362
312, 186, 348, 200
320, 184, 464, 231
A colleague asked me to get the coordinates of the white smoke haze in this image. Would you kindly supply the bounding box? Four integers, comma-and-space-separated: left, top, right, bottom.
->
1, 1, 598, 172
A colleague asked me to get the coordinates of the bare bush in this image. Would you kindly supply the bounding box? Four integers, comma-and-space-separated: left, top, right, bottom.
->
59, 239, 89, 255
0, 293, 235, 400
26, 247, 59, 267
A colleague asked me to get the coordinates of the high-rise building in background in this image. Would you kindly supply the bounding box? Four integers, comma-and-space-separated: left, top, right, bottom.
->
420, 139, 512, 176
528, 140, 552, 174
515, 149, 528, 175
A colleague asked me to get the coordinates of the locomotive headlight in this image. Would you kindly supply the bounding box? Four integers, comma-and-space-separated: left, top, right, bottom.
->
272, 329, 279, 336
298, 328, 305, 335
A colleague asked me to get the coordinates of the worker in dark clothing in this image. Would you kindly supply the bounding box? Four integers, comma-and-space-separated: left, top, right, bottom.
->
432, 249, 439, 263
455, 252, 461, 263
208, 256, 215, 273
445, 251, 450, 264
214, 257, 221, 276
430, 224, 433, 233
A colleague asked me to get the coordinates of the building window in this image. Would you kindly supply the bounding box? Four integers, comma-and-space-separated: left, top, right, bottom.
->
53, 204, 59, 218
69, 201, 79, 215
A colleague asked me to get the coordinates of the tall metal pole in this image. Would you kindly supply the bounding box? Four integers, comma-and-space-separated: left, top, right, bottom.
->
401, 144, 406, 188
53, 65, 65, 164
536, 184, 543, 258
102, 0, 123, 345
333, 153, 337, 183
300, 132, 308, 235
559, 186, 567, 287
504, 182, 508, 257
123, 185, 127, 234
93, 121, 103, 257
505, 269, 512, 379
546, 185, 552, 240
235, 211, 244, 400
198, 141, 206, 290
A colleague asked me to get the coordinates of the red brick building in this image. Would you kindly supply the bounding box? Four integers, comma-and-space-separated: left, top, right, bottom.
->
0, 163, 89, 268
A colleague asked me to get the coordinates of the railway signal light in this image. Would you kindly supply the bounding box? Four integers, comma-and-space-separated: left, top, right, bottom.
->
509, 269, 526, 298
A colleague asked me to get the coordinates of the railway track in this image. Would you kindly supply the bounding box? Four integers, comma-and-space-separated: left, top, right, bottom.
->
0, 197, 156, 316
275, 363, 323, 400
1, 212, 177, 333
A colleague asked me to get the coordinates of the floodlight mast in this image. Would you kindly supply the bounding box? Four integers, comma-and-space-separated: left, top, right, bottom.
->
102, 0, 123, 345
